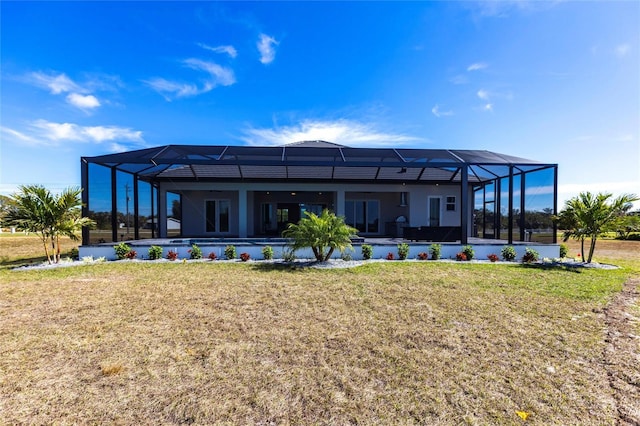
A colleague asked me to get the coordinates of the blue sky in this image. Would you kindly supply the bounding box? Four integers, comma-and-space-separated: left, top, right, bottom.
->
1, 1, 638, 208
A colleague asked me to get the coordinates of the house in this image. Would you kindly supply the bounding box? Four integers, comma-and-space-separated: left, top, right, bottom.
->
80, 141, 558, 247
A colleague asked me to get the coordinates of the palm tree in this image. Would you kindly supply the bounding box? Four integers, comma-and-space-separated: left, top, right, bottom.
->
282, 209, 359, 262
556, 192, 638, 263
4, 185, 95, 264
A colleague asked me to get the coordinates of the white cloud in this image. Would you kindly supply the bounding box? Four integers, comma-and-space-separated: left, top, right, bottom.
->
239, 119, 421, 147
28, 71, 85, 94
183, 58, 236, 86
2, 120, 145, 147
198, 42, 238, 58
144, 59, 236, 100
614, 44, 631, 57
449, 75, 469, 85
483, 103, 494, 112
66, 93, 101, 110
431, 105, 454, 118
257, 33, 279, 64
467, 62, 488, 72
477, 89, 490, 100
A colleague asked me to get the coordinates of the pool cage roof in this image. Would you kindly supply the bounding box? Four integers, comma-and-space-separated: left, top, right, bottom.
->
81, 141, 556, 184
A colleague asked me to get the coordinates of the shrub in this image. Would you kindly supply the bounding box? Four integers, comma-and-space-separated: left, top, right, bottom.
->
456, 252, 467, 261
282, 248, 296, 262
429, 244, 441, 260
462, 245, 474, 260
125, 250, 137, 259
361, 244, 373, 260
397, 243, 410, 260
148, 245, 163, 260
341, 250, 353, 261
189, 244, 203, 259
386, 252, 395, 260
487, 253, 499, 262
262, 246, 274, 260
559, 243, 568, 258
501, 245, 517, 262
114, 242, 131, 260
224, 245, 236, 260
522, 247, 540, 263
207, 252, 217, 260
240, 252, 250, 262
68, 247, 79, 260
417, 252, 428, 260
167, 250, 178, 261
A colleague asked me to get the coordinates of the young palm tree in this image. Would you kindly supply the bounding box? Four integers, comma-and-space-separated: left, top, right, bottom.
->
282, 209, 358, 262
557, 192, 638, 263
4, 185, 95, 264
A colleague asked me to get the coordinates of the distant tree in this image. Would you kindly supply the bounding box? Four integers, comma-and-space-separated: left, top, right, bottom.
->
4, 185, 95, 263
0, 194, 10, 227
555, 192, 638, 263
282, 209, 358, 262
171, 200, 181, 220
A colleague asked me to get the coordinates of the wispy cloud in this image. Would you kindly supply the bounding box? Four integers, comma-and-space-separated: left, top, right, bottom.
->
239, 119, 421, 147
449, 75, 469, 85
257, 33, 279, 64
25, 71, 106, 111
144, 59, 236, 100
483, 103, 494, 112
431, 105, 454, 118
477, 89, 490, 100
467, 62, 488, 72
2, 120, 145, 148
197, 42, 238, 58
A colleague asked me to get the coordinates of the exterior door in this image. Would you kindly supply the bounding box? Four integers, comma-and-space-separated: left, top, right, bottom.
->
428, 197, 441, 227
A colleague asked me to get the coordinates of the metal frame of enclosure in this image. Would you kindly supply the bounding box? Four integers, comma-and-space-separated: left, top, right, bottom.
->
81, 141, 558, 246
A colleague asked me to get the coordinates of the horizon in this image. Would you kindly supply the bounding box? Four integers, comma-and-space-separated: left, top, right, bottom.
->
1, 1, 638, 209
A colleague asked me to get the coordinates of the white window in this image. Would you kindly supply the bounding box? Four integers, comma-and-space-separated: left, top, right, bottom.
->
446, 196, 456, 212
205, 200, 230, 233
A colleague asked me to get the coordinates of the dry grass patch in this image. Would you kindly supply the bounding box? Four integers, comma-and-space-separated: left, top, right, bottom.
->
0, 259, 633, 424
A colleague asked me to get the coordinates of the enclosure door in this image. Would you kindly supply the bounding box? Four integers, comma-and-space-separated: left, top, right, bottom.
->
428, 197, 441, 227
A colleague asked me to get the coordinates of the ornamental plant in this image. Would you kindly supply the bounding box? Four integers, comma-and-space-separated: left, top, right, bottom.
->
522, 247, 540, 263
559, 243, 568, 258
501, 245, 517, 262
417, 252, 428, 260
462, 245, 475, 260
429, 244, 441, 260
386, 252, 395, 260
125, 250, 137, 259
224, 245, 236, 260
167, 250, 178, 261
397, 243, 410, 260
262, 245, 274, 260
207, 252, 217, 260
487, 253, 499, 262
114, 242, 131, 260
148, 245, 163, 260
361, 244, 373, 260
189, 244, 203, 259
240, 252, 250, 262
456, 252, 467, 261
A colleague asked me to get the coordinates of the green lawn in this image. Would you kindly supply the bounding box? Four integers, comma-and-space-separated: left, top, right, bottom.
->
1, 246, 638, 424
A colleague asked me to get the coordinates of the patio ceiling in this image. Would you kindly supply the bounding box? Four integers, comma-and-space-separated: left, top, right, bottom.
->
83, 141, 555, 184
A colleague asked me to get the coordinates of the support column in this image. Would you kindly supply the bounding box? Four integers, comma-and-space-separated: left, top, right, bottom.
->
81, 158, 89, 245
335, 189, 345, 216
553, 165, 558, 244
238, 188, 247, 237
158, 186, 167, 238
111, 167, 118, 242
520, 172, 526, 242
460, 166, 469, 244
133, 175, 140, 240
508, 166, 514, 245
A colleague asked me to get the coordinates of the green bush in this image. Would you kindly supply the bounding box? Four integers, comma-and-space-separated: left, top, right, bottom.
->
282, 248, 296, 262
559, 243, 568, 258
224, 245, 236, 260
189, 244, 203, 259
361, 244, 373, 260
397, 243, 410, 260
462, 245, 475, 260
429, 244, 441, 260
262, 245, 274, 260
114, 242, 131, 260
148, 245, 163, 260
501, 245, 517, 262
